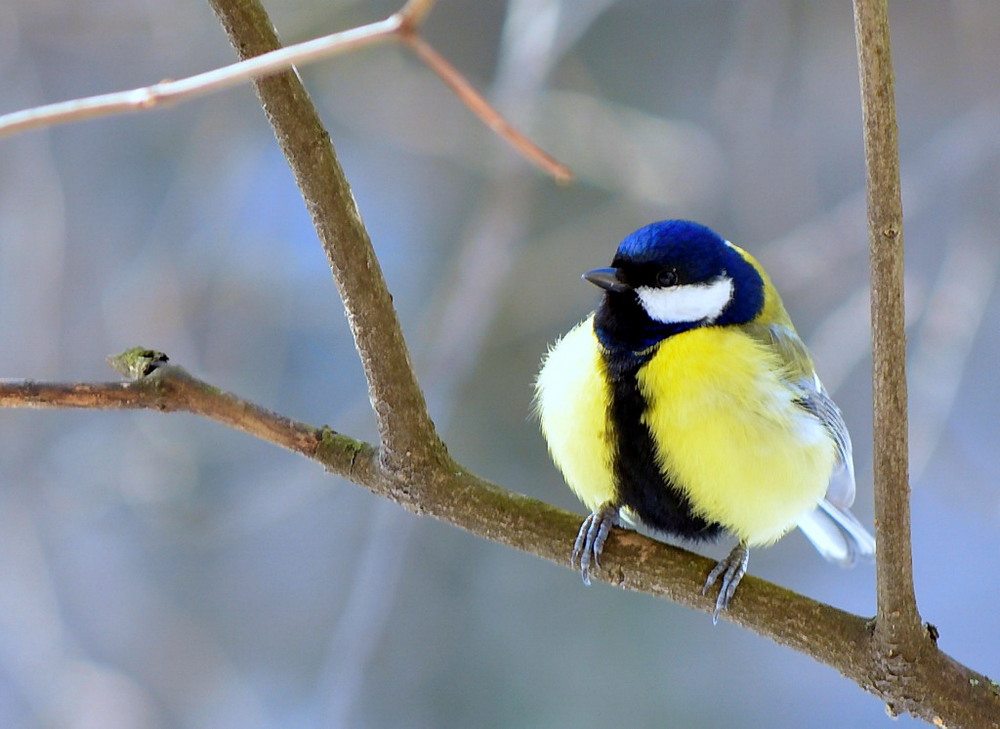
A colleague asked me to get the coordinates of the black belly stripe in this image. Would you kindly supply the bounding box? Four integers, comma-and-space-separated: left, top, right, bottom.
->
603, 349, 723, 542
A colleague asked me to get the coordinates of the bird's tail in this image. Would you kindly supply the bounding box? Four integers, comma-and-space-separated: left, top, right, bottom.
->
796, 500, 876, 567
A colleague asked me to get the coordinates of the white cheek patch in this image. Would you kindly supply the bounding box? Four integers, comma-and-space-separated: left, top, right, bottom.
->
635, 276, 734, 324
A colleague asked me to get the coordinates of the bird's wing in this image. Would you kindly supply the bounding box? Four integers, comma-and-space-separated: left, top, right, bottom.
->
743, 321, 857, 509
796, 384, 856, 509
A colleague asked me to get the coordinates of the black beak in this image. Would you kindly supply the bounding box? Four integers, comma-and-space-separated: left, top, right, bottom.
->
583, 267, 630, 293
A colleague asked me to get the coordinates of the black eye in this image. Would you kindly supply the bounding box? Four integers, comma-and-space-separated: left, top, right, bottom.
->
656, 268, 678, 287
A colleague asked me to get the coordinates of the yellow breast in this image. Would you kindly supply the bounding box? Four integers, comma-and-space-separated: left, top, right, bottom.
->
638, 326, 836, 545
535, 315, 617, 513
537, 316, 836, 545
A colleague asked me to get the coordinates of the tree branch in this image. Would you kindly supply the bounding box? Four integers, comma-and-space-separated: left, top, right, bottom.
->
852, 0, 922, 645
207, 0, 448, 479
400, 33, 571, 183
3, 353, 998, 726
0, 17, 399, 139
0, 2, 570, 182
0, 362, 350, 471
0, 356, 891, 650
398, 0, 438, 27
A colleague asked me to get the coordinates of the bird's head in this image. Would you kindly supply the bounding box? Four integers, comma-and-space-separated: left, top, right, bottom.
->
588, 220, 767, 352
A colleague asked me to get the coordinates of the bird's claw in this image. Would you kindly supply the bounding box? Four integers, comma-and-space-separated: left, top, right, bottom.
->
571, 503, 620, 585
702, 543, 750, 624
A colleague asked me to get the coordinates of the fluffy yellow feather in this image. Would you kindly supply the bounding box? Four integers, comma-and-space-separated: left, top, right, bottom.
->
536, 315, 615, 513
638, 326, 834, 545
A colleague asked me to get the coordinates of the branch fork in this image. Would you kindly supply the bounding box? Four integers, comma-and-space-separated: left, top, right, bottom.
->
0, 0, 570, 182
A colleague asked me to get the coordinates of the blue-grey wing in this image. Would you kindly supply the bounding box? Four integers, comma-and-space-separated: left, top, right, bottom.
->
792, 377, 877, 563
752, 324, 874, 564
793, 373, 856, 509
757, 322, 856, 507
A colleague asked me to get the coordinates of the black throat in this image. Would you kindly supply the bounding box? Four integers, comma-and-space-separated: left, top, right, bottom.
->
601, 343, 724, 542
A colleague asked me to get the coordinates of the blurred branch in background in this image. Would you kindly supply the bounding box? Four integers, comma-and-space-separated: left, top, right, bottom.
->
779, 99, 1000, 452
907, 228, 1000, 482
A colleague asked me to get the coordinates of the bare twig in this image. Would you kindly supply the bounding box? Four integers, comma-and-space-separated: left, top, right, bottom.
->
0, 18, 401, 140
398, 0, 440, 28
401, 34, 572, 183
0, 1, 569, 182
0, 365, 343, 469
851, 0, 922, 645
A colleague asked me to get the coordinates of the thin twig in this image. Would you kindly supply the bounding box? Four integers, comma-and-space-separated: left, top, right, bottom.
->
0, 18, 401, 140
0, 2, 570, 182
398, 0, 439, 27
402, 34, 572, 183
851, 0, 922, 644
0, 367, 336, 467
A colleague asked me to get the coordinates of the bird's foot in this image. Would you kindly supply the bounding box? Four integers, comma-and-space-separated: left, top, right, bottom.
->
571, 503, 620, 585
702, 543, 750, 624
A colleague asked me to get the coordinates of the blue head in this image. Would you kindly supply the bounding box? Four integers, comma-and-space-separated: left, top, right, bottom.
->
588, 220, 765, 352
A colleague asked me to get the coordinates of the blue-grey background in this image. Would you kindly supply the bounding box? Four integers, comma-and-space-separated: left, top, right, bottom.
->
1, 1, 998, 727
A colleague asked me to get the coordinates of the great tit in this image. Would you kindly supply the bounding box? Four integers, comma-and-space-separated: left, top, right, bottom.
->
535, 219, 875, 621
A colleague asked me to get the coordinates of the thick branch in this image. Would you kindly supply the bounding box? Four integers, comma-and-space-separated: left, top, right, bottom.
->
0, 367, 878, 651
3, 360, 999, 726
852, 0, 921, 642
207, 0, 444, 477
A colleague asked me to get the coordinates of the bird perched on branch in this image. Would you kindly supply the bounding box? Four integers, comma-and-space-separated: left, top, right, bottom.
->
535, 220, 874, 621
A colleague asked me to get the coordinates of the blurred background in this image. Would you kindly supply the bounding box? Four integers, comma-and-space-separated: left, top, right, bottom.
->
1, 0, 999, 726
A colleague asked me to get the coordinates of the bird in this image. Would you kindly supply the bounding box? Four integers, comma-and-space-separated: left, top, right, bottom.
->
535, 219, 875, 621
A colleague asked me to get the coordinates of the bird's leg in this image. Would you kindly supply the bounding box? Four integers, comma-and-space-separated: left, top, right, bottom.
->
702, 542, 749, 624
571, 503, 620, 585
